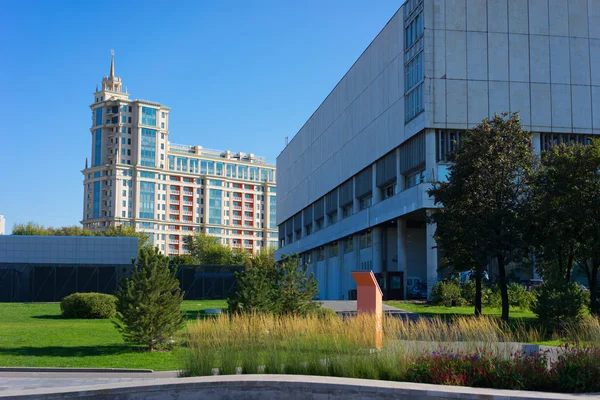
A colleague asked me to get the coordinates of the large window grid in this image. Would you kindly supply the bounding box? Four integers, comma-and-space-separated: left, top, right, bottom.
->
139, 181, 155, 219
141, 107, 157, 126
141, 128, 157, 167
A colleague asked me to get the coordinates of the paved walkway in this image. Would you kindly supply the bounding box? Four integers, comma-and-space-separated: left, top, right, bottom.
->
0, 371, 178, 392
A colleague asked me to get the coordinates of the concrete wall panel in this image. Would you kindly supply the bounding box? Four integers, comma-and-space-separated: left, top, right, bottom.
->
489, 81, 510, 116
550, 36, 571, 85
570, 38, 591, 86
509, 34, 530, 82
510, 82, 531, 126
446, 79, 468, 123
530, 83, 552, 128
572, 85, 592, 129
592, 86, 600, 131
529, 35, 550, 83
487, 0, 508, 33
446, 30, 467, 79
590, 40, 600, 85
569, 0, 589, 38
468, 80, 489, 124
433, 79, 446, 124
528, 0, 549, 35
445, 0, 466, 30
549, 0, 569, 36
508, 0, 529, 34
467, 32, 487, 81
551, 84, 573, 130
466, 0, 487, 32
488, 33, 509, 81
590, 0, 600, 39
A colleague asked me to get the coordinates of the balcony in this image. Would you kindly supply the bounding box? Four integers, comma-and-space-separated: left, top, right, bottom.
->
233, 206, 242, 211
232, 243, 241, 248
170, 190, 180, 195
170, 199, 180, 205
183, 201, 193, 206
244, 243, 253, 249
183, 211, 193, 216
169, 239, 179, 244
183, 191, 193, 196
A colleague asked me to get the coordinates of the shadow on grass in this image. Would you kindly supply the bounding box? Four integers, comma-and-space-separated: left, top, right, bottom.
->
31, 315, 67, 320
183, 309, 228, 321
0, 344, 144, 358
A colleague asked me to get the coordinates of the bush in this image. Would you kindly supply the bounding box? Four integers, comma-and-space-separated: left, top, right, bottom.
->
533, 281, 588, 332
431, 280, 464, 307
60, 292, 117, 319
507, 282, 536, 310
551, 345, 600, 393
460, 280, 476, 305
404, 350, 552, 391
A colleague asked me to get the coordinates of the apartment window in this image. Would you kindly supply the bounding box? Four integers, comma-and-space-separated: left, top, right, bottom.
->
329, 212, 338, 224
406, 170, 425, 189
405, 84, 423, 122
342, 205, 353, 219
161, 133, 164, 139
128, 127, 131, 134
329, 242, 338, 257
128, 106, 132, 112
161, 143, 164, 150
121, 115, 126, 123
405, 12, 423, 50
344, 236, 353, 253
305, 224, 312, 236
383, 184, 396, 199
128, 138, 131, 145
317, 247, 325, 261
315, 219, 323, 231
359, 196, 372, 210
161, 122, 165, 128
360, 231, 372, 249
141, 107, 157, 126
161, 112, 165, 118
128, 117, 132, 123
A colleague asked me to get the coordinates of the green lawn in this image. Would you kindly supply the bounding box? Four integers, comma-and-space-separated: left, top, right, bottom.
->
0, 300, 227, 371
385, 301, 537, 321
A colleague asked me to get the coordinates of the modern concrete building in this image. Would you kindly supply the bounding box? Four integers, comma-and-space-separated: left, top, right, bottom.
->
0, 215, 5, 235
82, 53, 278, 256
0, 235, 138, 302
276, 0, 600, 300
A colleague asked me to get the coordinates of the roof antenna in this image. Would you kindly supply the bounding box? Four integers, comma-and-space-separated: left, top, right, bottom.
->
285, 136, 289, 146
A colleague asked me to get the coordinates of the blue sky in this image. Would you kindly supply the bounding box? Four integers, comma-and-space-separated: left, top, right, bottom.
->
0, 0, 403, 232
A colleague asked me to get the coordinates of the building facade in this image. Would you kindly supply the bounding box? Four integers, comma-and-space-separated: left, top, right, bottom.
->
276, 0, 600, 300
82, 54, 278, 255
0, 215, 5, 235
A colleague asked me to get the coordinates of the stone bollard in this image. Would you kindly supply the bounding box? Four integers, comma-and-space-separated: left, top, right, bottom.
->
522, 344, 540, 356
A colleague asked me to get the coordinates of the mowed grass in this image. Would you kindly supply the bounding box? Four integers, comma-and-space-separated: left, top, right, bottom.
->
386, 301, 537, 321
0, 300, 227, 371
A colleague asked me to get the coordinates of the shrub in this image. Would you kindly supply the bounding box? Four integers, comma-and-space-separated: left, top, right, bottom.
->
60, 292, 117, 319
116, 247, 185, 351
507, 282, 536, 310
551, 344, 600, 393
431, 280, 464, 307
460, 280, 476, 305
533, 281, 587, 332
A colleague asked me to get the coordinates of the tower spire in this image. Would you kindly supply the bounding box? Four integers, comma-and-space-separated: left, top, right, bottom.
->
109, 50, 115, 78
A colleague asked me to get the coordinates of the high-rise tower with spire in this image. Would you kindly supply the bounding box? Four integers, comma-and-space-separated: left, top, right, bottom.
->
82, 52, 278, 255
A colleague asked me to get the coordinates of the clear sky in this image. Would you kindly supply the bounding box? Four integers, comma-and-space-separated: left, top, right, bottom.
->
0, 0, 403, 232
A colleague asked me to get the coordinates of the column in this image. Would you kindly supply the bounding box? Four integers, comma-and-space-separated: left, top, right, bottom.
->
372, 164, 381, 204
323, 197, 330, 227
532, 132, 541, 155
396, 148, 404, 192
425, 209, 438, 300
338, 240, 344, 300
372, 226, 384, 274
263, 184, 270, 240
425, 129, 437, 183
352, 176, 360, 214
397, 218, 408, 300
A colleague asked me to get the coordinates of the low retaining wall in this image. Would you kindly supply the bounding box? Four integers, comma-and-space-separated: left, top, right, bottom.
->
0, 375, 596, 400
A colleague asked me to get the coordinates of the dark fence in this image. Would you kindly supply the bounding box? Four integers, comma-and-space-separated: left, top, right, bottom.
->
0, 263, 243, 302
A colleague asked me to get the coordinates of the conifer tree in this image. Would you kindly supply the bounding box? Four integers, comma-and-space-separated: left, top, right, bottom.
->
116, 247, 185, 351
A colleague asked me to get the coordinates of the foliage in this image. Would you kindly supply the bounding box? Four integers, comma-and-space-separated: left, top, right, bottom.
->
551, 344, 600, 393
429, 113, 536, 320
430, 280, 464, 307
60, 293, 117, 319
115, 247, 185, 351
528, 140, 600, 315
227, 249, 278, 314
405, 350, 551, 391
507, 283, 536, 310
169, 254, 196, 265
460, 280, 476, 305
533, 281, 588, 332
228, 251, 320, 316
12, 221, 149, 250
184, 232, 248, 265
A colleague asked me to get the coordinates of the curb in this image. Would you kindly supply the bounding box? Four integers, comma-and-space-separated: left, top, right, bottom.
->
0, 367, 154, 373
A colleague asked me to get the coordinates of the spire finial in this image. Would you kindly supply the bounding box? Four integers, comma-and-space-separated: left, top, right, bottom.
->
109, 50, 115, 78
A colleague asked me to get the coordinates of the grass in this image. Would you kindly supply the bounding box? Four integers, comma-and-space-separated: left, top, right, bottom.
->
385, 301, 537, 321
0, 300, 227, 371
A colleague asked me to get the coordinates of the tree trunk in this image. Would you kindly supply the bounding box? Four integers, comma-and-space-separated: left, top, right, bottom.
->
475, 265, 482, 317
590, 258, 600, 316
498, 255, 509, 321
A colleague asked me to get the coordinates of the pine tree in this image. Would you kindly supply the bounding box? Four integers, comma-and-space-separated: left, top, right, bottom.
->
115, 247, 185, 351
